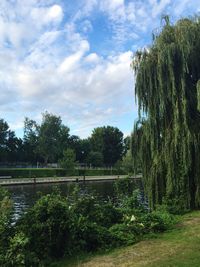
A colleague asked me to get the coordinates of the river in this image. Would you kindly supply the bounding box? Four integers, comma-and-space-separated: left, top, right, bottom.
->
5, 180, 143, 221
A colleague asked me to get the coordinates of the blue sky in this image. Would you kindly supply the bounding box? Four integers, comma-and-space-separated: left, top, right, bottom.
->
0, 0, 199, 138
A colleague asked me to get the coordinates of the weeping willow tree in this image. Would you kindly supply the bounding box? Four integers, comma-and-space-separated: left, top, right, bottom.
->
131, 17, 200, 210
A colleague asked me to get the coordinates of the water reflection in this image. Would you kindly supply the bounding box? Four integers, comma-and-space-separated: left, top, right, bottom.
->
6, 180, 143, 221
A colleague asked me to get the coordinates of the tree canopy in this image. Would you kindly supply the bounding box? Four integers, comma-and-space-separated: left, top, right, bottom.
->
132, 17, 200, 209
91, 126, 124, 166
38, 112, 70, 164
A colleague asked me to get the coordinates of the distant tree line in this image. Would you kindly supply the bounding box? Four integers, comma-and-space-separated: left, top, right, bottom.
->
0, 112, 130, 167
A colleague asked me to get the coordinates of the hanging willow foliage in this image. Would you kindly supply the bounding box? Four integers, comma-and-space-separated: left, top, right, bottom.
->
131, 17, 200, 210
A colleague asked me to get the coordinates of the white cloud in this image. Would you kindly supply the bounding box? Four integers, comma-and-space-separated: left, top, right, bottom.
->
8, 48, 133, 137
30, 4, 63, 26
84, 53, 100, 64
0, 0, 199, 138
58, 40, 90, 72
102, 0, 124, 10
47, 5, 63, 21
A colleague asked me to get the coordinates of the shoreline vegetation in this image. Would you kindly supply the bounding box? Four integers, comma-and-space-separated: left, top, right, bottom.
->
0, 168, 126, 179
0, 177, 177, 266
54, 211, 200, 267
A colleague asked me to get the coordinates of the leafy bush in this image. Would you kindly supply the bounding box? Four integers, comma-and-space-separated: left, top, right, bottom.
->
0, 187, 13, 266
17, 192, 73, 261
109, 223, 138, 246
140, 206, 175, 232
71, 193, 123, 228
73, 217, 111, 252
0, 184, 177, 266
5, 232, 37, 267
163, 196, 190, 215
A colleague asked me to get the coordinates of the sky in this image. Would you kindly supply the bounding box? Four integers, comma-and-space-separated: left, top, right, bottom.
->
0, 0, 200, 138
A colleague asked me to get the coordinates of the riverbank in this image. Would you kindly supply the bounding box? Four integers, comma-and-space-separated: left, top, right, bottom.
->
0, 175, 142, 186
55, 211, 200, 267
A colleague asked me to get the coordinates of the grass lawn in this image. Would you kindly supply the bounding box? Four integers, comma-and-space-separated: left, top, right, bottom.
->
52, 211, 200, 267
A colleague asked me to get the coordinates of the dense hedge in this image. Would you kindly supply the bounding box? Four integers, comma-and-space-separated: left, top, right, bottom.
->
0, 168, 126, 178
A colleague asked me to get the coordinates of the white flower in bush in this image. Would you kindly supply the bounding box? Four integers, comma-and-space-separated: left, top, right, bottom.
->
130, 215, 136, 222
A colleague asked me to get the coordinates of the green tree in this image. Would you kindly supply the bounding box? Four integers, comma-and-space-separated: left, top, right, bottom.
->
59, 148, 76, 175
86, 151, 104, 167
121, 150, 134, 174
0, 119, 22, 163
0, 119, 10, 162
69, 136, 91, 163
6, 131, 22, 162
38, 112, 70, 164
132, 17, 200, 209
123, 136, 131, 155
91, 126, 124, 166
23, 117, 39, 163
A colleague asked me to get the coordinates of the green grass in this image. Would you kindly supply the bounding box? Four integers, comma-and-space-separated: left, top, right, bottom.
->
52, 211, 200, 267
0, 168, 126, 178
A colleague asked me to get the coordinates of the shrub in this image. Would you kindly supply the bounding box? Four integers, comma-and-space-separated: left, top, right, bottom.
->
73, 217, 111, 252
97, 203, 123, 227
0, 187, 177, 265
71, 188, 123, 228
140, 206, 175, 232
0, 187, 13, 266
109, 223, 138, 246
163, 196, 189, 215
17, 192, 73, 261
4, 232, 39, 267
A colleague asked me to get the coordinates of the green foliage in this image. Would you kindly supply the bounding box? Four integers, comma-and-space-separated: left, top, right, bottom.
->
109, 223, 138, 246
140, 205, 176, 232
114, 176, 137, 197
163, 194, 190, 215
23, 117, 39, 163
38, 112, 70, 163
0, 167, 126, 178
71, 193, 123, 228
18, 192, 72, 261
59, 148, 76, 175
86, 151, 104, 167
0, 168, 76, 178
0, 119, 21, 163
0, 181, 177, 266
73, 218, 111, 252
0, 187, 13, 266
5, 232, 30, 267
132, 16, 200, 210
120, 150, 135, 174
68, 136, 91, 163
91, 126, 124, 165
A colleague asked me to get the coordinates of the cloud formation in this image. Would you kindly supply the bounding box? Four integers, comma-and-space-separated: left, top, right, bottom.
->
0, 0, 199, 137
